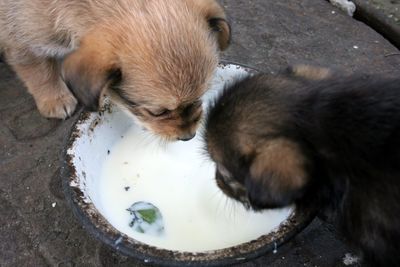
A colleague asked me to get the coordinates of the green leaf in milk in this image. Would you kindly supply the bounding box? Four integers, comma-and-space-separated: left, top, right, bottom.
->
137, 226, 145, 233
137, 209, 157, 224
127, 201, 164, 235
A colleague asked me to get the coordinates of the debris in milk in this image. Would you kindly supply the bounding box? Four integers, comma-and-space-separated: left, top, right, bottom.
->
127, 202, 164, 235
99, 124, 293, 252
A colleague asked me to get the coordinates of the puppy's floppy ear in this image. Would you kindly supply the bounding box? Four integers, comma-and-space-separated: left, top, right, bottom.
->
61, 37, 119, 111
208, 18, 231, 51
246, 138, 309, 209
189, 0, 231, 50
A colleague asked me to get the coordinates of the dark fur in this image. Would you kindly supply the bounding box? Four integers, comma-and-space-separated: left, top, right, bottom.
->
205, 70, 400, 266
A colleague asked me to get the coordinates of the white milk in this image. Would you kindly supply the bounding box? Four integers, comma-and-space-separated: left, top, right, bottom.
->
98, 124, 293, 252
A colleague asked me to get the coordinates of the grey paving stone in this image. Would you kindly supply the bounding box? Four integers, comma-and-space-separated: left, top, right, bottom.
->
353, 0, 400, 48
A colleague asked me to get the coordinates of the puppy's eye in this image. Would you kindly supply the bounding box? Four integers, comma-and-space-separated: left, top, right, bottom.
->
146, 108, 171, 117
191, 100, 202, 108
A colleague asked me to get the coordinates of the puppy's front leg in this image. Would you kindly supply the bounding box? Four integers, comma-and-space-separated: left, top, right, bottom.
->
8, 52, 77, 119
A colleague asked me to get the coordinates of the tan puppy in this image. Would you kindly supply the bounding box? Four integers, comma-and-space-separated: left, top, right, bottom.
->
0, 0, 230, 140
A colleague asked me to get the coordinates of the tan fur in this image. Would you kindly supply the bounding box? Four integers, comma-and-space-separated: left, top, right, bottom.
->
187, 0, 231, 50
289, 64, 332, 81
231, 132, 308, 193
250, 138, 308, 192
0, 0, 230, 139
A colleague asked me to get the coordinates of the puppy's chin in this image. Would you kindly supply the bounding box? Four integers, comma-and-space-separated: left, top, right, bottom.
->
215, 172, 252, 210
217, 184, 252, 210
215, 174, 296, 211
247, 199, 283, 211
145, 121, 200, 142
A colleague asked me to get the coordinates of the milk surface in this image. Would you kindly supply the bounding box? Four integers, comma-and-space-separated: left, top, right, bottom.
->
98, 123, 292, 252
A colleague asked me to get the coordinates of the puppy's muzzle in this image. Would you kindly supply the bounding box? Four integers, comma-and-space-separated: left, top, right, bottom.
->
178, 132, 196, 141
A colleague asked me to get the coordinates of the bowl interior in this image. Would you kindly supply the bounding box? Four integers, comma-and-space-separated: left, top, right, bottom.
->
63, 63, 315, 266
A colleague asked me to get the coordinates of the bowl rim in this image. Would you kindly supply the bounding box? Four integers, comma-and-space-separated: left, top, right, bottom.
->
61, 61, 317, 267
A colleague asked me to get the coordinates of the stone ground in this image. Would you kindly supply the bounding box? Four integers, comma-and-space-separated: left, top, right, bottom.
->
1, 0, 400, 266
353, 0, 400, 47
365, 0, 400, 25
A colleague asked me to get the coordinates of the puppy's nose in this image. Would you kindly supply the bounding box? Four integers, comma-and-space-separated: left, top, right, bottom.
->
178, 133, 196, 141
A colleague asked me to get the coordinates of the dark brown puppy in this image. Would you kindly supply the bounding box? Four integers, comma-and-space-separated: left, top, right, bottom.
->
205, 67, 400, 267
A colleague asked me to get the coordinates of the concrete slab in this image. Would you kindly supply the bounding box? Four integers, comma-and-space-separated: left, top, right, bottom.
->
358, 0, 400, 24
220, 0, 399, 75
353, 0, 400, 48
0, 0, 399, 266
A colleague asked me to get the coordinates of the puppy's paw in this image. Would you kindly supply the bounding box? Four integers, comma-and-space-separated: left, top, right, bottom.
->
36, 90, 78, 119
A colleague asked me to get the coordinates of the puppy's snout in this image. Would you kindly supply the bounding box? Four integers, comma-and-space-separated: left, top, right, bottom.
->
178, 132, 196, 141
